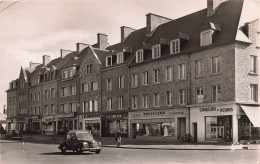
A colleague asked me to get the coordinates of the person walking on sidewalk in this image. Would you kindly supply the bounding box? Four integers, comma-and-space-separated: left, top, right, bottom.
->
115, 129, 122, 147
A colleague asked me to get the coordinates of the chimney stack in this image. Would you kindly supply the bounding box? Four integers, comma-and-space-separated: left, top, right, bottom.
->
97, 33, 108, 50
29, 61, 41, 68
76, 43, 89, 52
60, 49, 73, 58
120, 26, 135, 42
207, 0, 228, 17
146, 13, 171, 35
42, 55, 51, 66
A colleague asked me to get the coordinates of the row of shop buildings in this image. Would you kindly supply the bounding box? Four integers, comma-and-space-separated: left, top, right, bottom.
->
6, 0, 260, 143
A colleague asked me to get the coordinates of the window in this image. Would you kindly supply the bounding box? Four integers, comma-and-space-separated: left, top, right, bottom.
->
250, 84, 258, 102
44, 105, 49, 115
34, 93, 37, 101
70, 102, 76, 112
143, 71, 149, 85
31, 77, 39, 86
61, 87, 67, 97
154, 69, 159, 84
179, 90, 186, 105
90, 81, 98, 90
68, 85, 76, 95
68, 68, 73, 78
196, 87, 204, 104
38, 92, 40, 101
83, 101, 89, 113
51, 88, 55, 98
117, 52, 124, 64
212, 85, 221, 102
51, 104, 55, 114
153, 93, 160, 107
165, 67, 173, 82
86, 64, 93, 74
62, 67, 75, 80
118, 76, 124, 89
118, 96, 123, 110
82, 83, 88, 92
62, 70, 68, 80
50, 71, 55, 81
143, 94, 148, 108
107, 78, 112, 90
152, 45, 161, 59
211, 56, 221, 74
178, 64, 186, 79
107, 98, 112, 111
201, 30, 212, 46
20, 81, 25, 89
195, 60, 203, 77
132, 95, 138, 109
30, 94, 33, 101
250, 56, 257, 73
136, 50, 143, 63
132, 73, 138, 88
170, 39, 180, 54
166, 91, 173, 106
106, 56, 112, 66
44, 90, 49, 99
89, 100, 98, 112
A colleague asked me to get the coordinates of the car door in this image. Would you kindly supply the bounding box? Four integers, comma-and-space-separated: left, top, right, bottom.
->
64, 133, 73, 150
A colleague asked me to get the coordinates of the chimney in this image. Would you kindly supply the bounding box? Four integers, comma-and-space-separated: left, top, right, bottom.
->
60, 49, 73, 58
3, 105, 6, 114
42, 55, 51, 66
146, 13, 171, 35
29, 61, 41, 68
97, 33, 108, 50
76, 43, 89, 52
207, 0, 228, 17
120, 26, 135, 42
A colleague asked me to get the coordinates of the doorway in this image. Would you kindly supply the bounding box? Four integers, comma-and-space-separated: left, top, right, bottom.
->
177, 117, 186, 139
193, 123, 197, 142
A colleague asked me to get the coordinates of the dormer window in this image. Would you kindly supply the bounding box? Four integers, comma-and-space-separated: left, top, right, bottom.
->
200, 30, 213, 47
106, 56, 112, 66
31, 77, 40, 86
170, 39, 180, 54
62, 67, 76, 80
152, 45, 161, 59
86, 64, 93, 74
136, 50, 143, 63
117, 52, 124, 64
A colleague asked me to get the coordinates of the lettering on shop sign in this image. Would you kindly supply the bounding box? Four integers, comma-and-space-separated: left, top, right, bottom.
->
169, 111, 185, 115
130, 110, 187, 118
143, 111, 165, 116
199, 107, 233, 112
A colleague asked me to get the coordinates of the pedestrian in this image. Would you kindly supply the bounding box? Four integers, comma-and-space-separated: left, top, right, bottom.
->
115, 129, 122, 147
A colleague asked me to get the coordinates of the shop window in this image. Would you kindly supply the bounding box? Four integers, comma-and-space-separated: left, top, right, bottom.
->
205, 116, 232, 141
250, 84, 258, 102
195, 87, 204, 104
195, 60, 203, 77
135, 122, 175, 137
239, 115, 260, 140
211, 56, 221, 74
212, 85, 221, 102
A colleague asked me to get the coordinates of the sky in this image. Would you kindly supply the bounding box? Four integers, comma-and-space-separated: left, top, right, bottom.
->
0, 0, 207, 113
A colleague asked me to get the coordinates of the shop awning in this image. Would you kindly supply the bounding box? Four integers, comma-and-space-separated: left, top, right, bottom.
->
241, 105, 260, 127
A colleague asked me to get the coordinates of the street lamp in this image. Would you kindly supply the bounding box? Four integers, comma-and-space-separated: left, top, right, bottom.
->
52, 114, 55, 140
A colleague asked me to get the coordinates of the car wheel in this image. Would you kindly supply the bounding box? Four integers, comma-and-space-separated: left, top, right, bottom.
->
95, 150, 101, 154
61, 145, 67, 154
76, 147, 82, 154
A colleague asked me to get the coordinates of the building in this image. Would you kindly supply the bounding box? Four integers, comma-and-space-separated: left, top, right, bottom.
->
5, 0, 260, 143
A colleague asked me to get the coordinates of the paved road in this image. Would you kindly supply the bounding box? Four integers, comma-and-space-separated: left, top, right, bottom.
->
0, 140, 260, 164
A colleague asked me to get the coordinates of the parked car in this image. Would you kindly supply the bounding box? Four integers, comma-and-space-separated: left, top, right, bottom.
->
58, 130, 101, 154
5, 130, 23, 140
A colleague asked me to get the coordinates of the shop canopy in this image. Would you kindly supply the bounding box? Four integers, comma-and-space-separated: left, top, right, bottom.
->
241, 105, 260, 127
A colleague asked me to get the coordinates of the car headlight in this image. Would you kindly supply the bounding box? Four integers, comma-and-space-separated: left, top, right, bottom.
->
98, 142, 101, 146
83, 142, 89, 147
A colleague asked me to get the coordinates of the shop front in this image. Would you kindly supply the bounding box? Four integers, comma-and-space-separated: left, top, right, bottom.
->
82, 113, 101, 137
42, 116, 55, 135
189, 103, 260, 143
101, 112, 128, 137
6, 118, 16, 132
56, 113, 77, 135
128, 108, 189, 140
26, 117, 41, 133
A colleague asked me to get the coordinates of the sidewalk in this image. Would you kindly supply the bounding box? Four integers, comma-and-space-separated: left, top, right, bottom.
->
4, 134, 260, 150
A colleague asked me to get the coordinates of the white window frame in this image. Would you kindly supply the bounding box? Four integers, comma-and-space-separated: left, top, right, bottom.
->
132, 95, 138, 109
50, 88, 55, 98
82, 83, 88, 92
117, 52, 124, 64
44, 89, 49, 99
153, 93, 160, 107
91, 81, 98, 90
178, 63, 186, 79
86, 64, 93, 75
154, 69, 160, 84
106, 56, 113, 66
170, 39, 180, 54
143, 94, 148, 108
152, 44, 161, 59
166, 91, 173, 106
107, 98, 112, 111
195, 60, 203, 77
165, 66, 173, 82
196, 87, 204, 104
250, 55, 258, 74
179, 89, 186, 105
250, 84, 258, 102
83, 101, 89, 113
132, 73, 138, 88
106, 78, 112, 91
200, 30, 213, 47
211, 56, 221, 74
118, 76, 124, 89
212, 85, 221, 102
136, 50, 143, 63
118, 96, 123, 110
143, 71, 149, 86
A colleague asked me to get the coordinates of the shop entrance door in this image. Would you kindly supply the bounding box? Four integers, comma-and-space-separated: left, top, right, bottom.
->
193, 123, 197, 142
177, 118, 186, 139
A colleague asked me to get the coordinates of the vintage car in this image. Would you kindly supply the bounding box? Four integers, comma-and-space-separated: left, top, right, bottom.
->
5, 130, 23, 140
58, 131, 101, 154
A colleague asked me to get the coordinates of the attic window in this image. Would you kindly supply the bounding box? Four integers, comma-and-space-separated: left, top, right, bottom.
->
152, 44, 161, 59
200, 30, 213, 47
136, 50, 143, 63
106, 56, 112, 66
117, 52, 124, 64
170, 39, 180, 55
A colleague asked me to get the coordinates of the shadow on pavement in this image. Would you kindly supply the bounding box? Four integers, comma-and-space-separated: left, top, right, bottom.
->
40, 152, 95, 156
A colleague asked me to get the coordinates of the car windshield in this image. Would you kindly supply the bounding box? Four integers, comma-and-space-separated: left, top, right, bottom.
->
76, 133, 94, 140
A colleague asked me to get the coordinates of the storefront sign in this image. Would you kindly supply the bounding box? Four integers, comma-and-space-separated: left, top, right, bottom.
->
199, 107, 233, 112
130, 109, 187, 118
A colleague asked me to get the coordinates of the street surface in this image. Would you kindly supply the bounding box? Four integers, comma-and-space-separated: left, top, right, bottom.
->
0, 140, 260, 164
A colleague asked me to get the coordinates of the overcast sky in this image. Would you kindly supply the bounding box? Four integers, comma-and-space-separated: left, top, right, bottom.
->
0, 0, 207, 113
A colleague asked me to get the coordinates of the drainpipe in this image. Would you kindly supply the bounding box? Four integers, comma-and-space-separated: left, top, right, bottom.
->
187, 51, 191, 135
127, 66, 131, 138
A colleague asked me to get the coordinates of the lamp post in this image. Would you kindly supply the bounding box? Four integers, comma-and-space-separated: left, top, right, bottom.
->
52, 114, 55, 140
